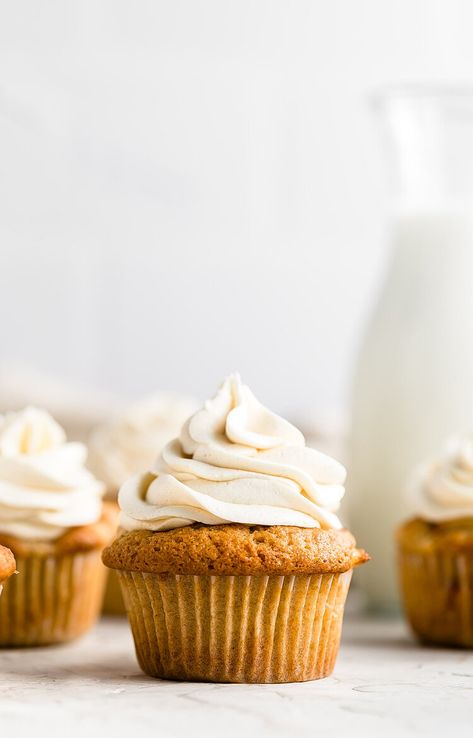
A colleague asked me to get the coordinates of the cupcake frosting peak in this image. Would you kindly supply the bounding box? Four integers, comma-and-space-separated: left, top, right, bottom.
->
0, 407, 104, 541
411, 434, 473, 522
119, 374, 346, 532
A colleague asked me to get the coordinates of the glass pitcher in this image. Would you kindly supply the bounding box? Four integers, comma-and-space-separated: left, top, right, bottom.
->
349, 87, 473, 611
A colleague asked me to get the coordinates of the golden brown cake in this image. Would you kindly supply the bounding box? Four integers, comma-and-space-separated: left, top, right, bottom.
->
0, 545, 15, 593
397, 434, 473, 647
104, 524, 367, 576
103, 375, 369, 682
0, 407, 117, 646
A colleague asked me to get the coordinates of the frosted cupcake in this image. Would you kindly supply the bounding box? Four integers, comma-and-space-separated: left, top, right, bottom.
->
89, 393, 198, 613
0, 407, 116, 646
0, 545, 15, 595
103, 375, 368, 683
398, 434, 473, 646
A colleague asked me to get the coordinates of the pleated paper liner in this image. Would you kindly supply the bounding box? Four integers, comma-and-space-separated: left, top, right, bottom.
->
399, 548, 473, 647
119, 570, 352, 683
0, 550, 107, 646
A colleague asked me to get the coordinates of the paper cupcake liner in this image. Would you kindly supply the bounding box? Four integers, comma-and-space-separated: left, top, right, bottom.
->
0, 550, 107, 647
102, 569, 126, 615
118, 570, 352, 683
399, 548, 473, 647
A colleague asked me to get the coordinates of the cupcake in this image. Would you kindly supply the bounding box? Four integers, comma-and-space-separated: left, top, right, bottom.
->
0, 407, 116, 646
0, 545, 15, 594
89, 393, 198, 614
103, 375, 368, 683
398, 434, 473, 646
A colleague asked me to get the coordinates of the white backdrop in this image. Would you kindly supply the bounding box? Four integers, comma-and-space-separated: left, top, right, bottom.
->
1, 0, 472, 419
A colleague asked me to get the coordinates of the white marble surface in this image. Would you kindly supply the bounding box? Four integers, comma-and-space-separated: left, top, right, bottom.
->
1, 615, 472, 738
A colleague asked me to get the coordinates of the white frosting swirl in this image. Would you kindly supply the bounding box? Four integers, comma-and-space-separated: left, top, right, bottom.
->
0, 408, 104, 541
88, 393, 199, 493
119, 375, 346, 532
412, 434, 473, 522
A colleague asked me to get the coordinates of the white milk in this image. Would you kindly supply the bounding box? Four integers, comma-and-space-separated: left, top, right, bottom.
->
349, 209, 473, 610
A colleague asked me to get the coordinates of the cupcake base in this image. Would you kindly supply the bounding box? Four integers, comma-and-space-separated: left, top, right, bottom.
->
119, 570, 352, 683
0, 550, 107, 647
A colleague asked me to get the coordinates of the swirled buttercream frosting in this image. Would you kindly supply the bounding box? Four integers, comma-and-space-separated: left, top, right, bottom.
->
411, 434, 473, 522
119, 375, 346, 532
0, 407, 104, 541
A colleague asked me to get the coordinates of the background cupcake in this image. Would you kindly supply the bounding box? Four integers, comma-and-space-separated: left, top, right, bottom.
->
103, 374, 368, 683
0, 407, 116, 646
88, 393, 199, 498
88, 392, 198, 613
398, 434, 473, 646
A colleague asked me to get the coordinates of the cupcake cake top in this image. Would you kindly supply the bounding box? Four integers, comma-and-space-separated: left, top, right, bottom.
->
118, 374, 347, 533
0, 407, 104, 541
88, 393, 199, 494
411, 434, 473, 522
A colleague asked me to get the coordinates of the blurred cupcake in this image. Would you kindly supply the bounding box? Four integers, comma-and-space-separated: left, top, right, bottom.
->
398, 434, 473, 646
88, 393, 199, 498
0, 545, 15, 594
89, 393, 198, 614
0, 407, 116, 646
103, 375, 368, 683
